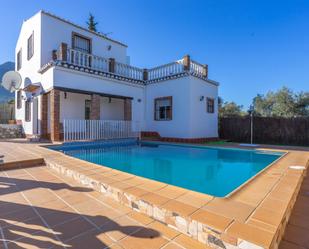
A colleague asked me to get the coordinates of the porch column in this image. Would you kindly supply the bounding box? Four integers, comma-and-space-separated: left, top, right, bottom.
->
90, 94, 101, 120
40, 93, 48, 139
50, 89, 61, 141
124, 98, 132, 121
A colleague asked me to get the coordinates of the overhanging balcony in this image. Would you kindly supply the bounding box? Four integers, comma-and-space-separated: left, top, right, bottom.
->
47, 42, 212, 85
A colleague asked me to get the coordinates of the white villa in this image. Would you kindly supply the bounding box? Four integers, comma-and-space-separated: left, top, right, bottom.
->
15, 10, 219, 142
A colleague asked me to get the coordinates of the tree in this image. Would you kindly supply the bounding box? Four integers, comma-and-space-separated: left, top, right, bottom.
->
219, 98, 245, 117
87, 13, 98, 32
295, 92, 309, 116
252, 94, 274, 117
253, 87, 309, 117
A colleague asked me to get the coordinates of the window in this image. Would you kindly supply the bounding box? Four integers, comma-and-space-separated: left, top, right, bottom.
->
85, 100, 91, 120
72, 33, 91, 53
25, 101, 31, 122
27, 32, 34, 60
154, 97, 172, 121
17, 49, 22, 70
207, 98, 215, 113
17, 90, 22, 109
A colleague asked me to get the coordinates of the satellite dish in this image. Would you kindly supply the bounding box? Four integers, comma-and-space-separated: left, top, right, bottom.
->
1, 71, 22, 92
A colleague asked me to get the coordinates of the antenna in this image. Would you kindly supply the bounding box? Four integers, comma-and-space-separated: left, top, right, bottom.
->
1, 71, 22, 93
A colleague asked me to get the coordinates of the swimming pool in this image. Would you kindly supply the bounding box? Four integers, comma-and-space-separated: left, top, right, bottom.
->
51, 140, 284, 197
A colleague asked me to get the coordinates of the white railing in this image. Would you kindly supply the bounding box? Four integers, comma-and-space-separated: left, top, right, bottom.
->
66, 48, 109, 72
64, 48, 143, 81
58, 48, 207, 82
63, 119, 140, 142
148, 61, 184, 81
190, 60, 205, 78
114, 61, 144, 81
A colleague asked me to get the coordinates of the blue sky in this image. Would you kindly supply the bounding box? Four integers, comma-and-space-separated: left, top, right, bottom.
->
0, 0, 308, 107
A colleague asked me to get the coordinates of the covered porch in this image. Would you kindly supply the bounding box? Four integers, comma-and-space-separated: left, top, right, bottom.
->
41, 87, 133, 142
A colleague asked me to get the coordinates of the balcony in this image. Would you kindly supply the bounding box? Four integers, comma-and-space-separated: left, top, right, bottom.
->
50, 43, 209, 85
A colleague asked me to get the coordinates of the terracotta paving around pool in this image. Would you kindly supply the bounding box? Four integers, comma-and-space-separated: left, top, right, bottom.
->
279, 170, 309, 249
0, 164, 209, 249
0, 140, 309, 249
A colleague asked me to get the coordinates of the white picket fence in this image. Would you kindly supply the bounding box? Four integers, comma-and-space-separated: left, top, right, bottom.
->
63, 120, 140, 142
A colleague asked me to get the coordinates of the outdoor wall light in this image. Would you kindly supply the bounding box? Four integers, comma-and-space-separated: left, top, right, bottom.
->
137, 99, 142, 103
199, 96, 204, 101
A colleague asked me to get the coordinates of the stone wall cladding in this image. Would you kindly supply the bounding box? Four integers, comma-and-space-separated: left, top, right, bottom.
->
44, 159, 229, 248
183, 55, 190, 71
124, 99, 132, 121
50, 89, 61, 141
59, 43, 68, 61
40, 93, 48, 139
0, 124, 24, 139
90, 94, 101, 120
44, 157, 306, 249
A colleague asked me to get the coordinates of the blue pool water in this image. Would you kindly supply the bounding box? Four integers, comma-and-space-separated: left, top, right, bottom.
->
51, 140, 283, 197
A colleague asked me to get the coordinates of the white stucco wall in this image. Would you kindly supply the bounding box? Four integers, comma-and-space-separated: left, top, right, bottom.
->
15, 12, 42, 135
15, 97, 39, 136
189, 77, 218, 138
60, 92, 90, 121
53, 67, 145, 127
14, 11, 219, 138
40, 12, 127, 66
59, 92, 125, 122
144, 76, 218, 138
100, 97, 125, 120
145, 77, 192, 138
40, 67, 54, 91
15, 12, 42, 86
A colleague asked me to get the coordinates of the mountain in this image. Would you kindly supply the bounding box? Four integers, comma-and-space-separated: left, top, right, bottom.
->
0, 62, 15, 102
